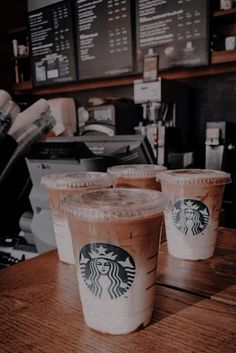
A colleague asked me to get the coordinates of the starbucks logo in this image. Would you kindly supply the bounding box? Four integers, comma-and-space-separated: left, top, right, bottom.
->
171, 199, 210, 236
79, 243, 135, 300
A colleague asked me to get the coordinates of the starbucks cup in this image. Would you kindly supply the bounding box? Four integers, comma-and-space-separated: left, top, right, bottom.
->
107, 164, 167, 190
62, 188, 166, 334
41, 172, 113, 264
159, 169, 231, 260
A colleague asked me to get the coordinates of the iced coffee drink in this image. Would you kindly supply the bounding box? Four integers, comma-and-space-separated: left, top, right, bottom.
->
41, 172, 113, 264
107, 164, 167, 190
159, 169, 231, 260
62, 188, 166, 334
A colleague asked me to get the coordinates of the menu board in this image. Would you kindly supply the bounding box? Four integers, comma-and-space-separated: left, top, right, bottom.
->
136, 0, 209, 72
28, 0, 77, 87
75, 0, 134, 80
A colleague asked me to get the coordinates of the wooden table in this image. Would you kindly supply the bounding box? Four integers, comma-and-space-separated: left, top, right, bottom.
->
0, 228, 236, 353
157, 227, 236, 306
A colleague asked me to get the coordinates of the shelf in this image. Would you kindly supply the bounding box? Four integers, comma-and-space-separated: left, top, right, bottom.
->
212, 7, 236, 25
12, 55, 30, 61
213, 7, 236, 18
8, 26, 27, 36
14, 76, 140, 95
12, 60, 236, 95
211, 49, 236, 64
14, 81, 32, 92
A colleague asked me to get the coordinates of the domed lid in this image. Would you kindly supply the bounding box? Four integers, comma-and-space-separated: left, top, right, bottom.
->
107, 164, 167, 178
62, 188, 167, 221
158, 169, 231, 185
41, 172, 113, 190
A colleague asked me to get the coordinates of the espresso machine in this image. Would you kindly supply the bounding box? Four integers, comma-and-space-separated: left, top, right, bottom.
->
205, 121, 236, 170
134, 78, 192, 167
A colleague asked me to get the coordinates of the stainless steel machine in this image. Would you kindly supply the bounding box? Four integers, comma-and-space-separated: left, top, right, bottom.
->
134, 78, 193, 168
205, 121, 236, 170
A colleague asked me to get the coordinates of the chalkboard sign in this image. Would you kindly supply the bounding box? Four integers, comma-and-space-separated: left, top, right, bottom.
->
75, 0, 134, 80
136, 0, 210, 72
28, 0, 77, 87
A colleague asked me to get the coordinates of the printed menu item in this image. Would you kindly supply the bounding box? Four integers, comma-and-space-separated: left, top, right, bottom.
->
75, 0, 134, 80
136, 0, 209, 72
28, 0, 77, 87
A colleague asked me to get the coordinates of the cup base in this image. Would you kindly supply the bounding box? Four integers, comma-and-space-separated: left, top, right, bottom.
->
168, 245, 215, 261
85, 312, 153, 335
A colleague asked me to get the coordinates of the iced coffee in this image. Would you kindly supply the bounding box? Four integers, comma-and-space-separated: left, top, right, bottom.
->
159, 169, 231, 260
41, 172, 113, 264
107, 164, 167, 190
62, 188, 166, 334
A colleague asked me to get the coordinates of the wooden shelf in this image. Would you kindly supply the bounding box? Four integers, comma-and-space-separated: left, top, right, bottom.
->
12, 54, 30, 60
211, 49, 236, 64
14, 81, 32, 92
12, 60, 236, 95
213, 7, 236, 18
8, 26, 27, 35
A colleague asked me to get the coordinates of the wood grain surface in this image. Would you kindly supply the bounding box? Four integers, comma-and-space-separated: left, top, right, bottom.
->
0, 245, 236, 353
157, 227, 236, 305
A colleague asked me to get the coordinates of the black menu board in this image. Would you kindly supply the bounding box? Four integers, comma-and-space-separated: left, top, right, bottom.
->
75, 0, 134, 80
136, 0, 209, 72
28, 0, 77, 87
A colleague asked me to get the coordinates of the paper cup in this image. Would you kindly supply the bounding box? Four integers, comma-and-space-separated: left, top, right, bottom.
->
159, 169, 231, 260
107, 164, 167, 190
41, 172, 113, 264
62, 188, 166, 334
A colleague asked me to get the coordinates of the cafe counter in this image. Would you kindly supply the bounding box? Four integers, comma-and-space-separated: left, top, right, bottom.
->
0, 227, 235, 353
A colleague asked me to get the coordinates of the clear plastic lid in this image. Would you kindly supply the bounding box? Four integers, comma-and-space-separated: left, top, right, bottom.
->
158, 169, 231, 185
62, 188, 167, 221
41, 172, 113, 190
107, 164, 167, 178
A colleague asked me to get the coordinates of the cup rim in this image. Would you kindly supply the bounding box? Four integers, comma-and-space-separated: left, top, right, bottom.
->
158, 169, 231, 185
107, 164, 167, 178
41, 172, 113, 190
62, 187, 167, 221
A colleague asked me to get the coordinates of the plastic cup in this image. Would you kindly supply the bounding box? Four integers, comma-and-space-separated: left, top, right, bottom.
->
62, 188, 166, 334
41, 172, 113, 264
159, 169, 231, 260
107, 164, 167, 191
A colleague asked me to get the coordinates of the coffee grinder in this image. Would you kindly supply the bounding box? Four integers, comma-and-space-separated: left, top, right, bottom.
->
134, 78, 192, 167
205, 121, 236, 170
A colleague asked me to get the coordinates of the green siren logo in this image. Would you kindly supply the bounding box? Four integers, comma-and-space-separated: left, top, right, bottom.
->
80, 243, 135, 300
171, 199, 210, 236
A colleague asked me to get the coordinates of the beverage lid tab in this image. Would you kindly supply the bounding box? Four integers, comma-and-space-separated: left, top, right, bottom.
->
158, 169, 231, 185
41, 172, 113, 190
62, 188, 167, 221
107, 164, 167, 178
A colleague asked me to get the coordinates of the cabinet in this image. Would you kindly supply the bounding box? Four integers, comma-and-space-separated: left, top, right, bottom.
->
211, 7, 236, 61
8, 27, 31, 86
10, 4, 236, 96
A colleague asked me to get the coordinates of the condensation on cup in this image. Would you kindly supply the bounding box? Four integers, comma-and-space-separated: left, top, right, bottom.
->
41, 172, 113, 264
62, 188, 167, 334
159, 169, 231, 260
107, 164, 167, 191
